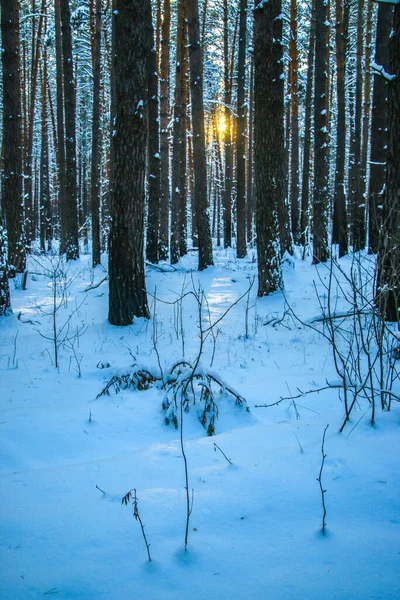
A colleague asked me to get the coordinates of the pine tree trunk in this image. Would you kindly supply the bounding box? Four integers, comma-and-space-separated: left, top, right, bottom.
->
351, 0, 365, 251
368, 3, 393, 254
246, 54, 254, 246
300, 0, 316, 249
159, 0, 171, 260
40, 50, 52, 252
332, 0, 348, 256
60, 0, 79, 260
170, 0, 187, 264
254, 0, 283, 296
223, 0, 233, 248
289, 0, 300, 244
55, 0, 67, 253
1, 0, 25, 275
91, 0, 102, 267
24, 0, 46, 247
146, 6, 161, 264
377, 1, 399, 321
187, 0, 213, 270
236, 0, 247, 259
275, 3, 292, 258
0, 226, 11, 315
312, 0, 330, 264
108, 0, 151, 325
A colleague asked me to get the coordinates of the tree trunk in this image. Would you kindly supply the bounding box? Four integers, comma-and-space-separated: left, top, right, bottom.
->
91, 0, 102, 267
170, 0, 187, 264
350, 0, 365, 251
159, 0, 171, 260
312, 0, 330, 264
1, 0, 25, 275
146, 6, 161, 264
254, 0, 283, 296
24, 0, 46, 247
300, 0, 316, 249
108, 0, 151, 325
236, 0, 247, 259
332, 0, 348, 256
40, 47, 52, 252
246, 53, 254, 246
377, 1, 399, 322
368, 3, 393, 254
187, 0, 213, 270
289, 0, 300, 244
60, 0, 79, 260
0, 226, 11, 315
223, 0, 233, 248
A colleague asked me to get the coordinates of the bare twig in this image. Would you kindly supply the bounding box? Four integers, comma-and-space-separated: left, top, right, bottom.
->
213, 442, 233, 464
317, 424, 329, 536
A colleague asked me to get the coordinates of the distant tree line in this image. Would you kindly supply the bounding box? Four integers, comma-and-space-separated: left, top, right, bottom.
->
0, 0, 399, 323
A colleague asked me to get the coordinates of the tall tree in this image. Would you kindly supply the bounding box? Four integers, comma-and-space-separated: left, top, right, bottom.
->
108, 0, 151, 325
1, 0, 25, 275
289, 0, 300, 243
332, 0, 348, 256
159, 0, 171, 260
146, 5, 161, 264
55, 0, 67, 253
246, 53, 254, 246
40, 49, 52, 252
312, 0, 330, 264
24, 0, 46, 246
368, 3, 393, 254
223, 0, 233, 248
275, 5, 292, 257
350, 0, 365, 251
236, 0, 248, 258
377, 0, 399, 322
187, 0, 213, 270
300, 0, 316, 249
170, 0, 187, 264
60, 0, 79, 260
254, 0, 283, 296
91, 0, 102, 267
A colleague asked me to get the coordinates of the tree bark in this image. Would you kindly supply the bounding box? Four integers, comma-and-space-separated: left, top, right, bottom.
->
350, 0, 365, 251
91, 0, 102, 267
187, 0, 213, 270
246, 53, 254, 246
368, 3, 393, 254
377, 1, 399, 322
40, 45, 52, 252
312, 0, 330, 264
108, 0, 151, 325
146, 4, 161, 264
0, 226, 11, 315
159, 0, 171, 260
236, 0, 247, 259
332, 0, 348, 256
223, 0, 233, 248
300, 0, 316, 249
289, 0, 300, 244
1, 0, 25, 275
254, 0, 283, 296
60, 0, 79, 260
170, 0, 187, 264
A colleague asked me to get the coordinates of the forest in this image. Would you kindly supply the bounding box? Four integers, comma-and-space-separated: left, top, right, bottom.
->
0, 1, 400, 599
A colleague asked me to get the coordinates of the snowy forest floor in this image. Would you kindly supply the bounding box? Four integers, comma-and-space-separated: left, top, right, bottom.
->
0, 247, 399, 599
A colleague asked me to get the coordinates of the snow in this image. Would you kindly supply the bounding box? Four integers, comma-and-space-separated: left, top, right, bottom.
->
0, 248, 399, 599
371, 61, 397, 81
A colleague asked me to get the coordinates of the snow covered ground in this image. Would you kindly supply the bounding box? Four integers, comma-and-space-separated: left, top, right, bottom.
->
0, 248, 399, 599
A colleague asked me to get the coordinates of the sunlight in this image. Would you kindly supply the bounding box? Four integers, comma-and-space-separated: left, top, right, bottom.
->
216, 111, 227, 137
